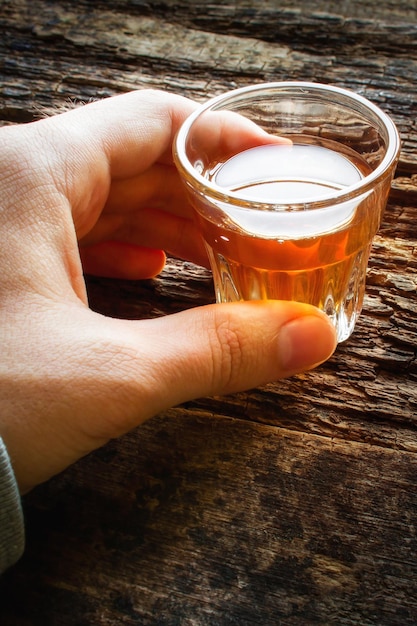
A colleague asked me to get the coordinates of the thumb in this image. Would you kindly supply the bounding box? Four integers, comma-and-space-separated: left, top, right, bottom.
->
111, 300, 337, 430
0, 300, 336, 493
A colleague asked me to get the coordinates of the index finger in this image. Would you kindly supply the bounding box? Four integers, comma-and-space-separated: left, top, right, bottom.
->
21, 90, 199, 239
174, 108, 291, 185
44, 89, 199, 179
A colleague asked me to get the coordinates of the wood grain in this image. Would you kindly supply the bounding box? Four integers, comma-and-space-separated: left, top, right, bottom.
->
2, 0, 417, 174
1, 1, 417, 624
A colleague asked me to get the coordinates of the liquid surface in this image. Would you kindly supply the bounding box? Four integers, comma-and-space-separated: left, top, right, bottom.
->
211, 143, 364, 202
205, 142, 372, 240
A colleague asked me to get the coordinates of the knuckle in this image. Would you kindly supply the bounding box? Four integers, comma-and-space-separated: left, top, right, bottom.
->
210, 316, 246, 393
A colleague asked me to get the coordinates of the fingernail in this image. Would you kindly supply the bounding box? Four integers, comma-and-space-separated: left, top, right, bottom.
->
278, 314, 337, 373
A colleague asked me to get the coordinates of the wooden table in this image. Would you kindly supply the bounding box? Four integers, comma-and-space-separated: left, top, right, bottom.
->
1, 1, 417, 624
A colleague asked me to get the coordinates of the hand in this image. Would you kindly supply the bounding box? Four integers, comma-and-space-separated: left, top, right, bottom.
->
0, 90, 336, 493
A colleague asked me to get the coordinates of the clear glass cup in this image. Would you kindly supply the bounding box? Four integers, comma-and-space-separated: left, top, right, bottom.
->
173, 82, 400, 342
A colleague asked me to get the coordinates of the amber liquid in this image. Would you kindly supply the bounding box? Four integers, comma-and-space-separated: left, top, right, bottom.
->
194, 140, 382, 342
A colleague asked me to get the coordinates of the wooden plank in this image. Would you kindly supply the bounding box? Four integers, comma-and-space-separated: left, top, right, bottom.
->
2, 414, 417, 624
2, 0, 417, 171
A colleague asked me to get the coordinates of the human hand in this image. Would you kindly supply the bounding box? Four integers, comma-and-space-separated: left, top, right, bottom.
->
0, 90, 336, 493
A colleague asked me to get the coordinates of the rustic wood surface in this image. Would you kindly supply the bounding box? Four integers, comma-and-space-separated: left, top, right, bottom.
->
1, 1, 417, 624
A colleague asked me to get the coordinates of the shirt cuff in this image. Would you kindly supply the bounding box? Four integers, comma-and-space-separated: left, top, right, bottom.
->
0, 437, 24, 574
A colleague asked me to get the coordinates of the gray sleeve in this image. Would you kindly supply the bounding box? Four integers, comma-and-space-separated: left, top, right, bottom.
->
0, 437, 24, 574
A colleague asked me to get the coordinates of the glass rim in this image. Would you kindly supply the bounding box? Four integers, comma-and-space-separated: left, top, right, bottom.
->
174, 81, 401, 211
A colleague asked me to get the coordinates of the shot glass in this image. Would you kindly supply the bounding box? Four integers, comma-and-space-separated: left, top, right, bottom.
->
173, 82, 400, 342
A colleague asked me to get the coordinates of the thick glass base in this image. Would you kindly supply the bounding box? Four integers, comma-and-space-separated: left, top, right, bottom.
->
207, 244, 371, 343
